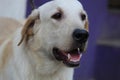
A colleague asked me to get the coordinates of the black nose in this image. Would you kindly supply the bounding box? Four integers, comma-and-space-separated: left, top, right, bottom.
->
72, 29, 89, 43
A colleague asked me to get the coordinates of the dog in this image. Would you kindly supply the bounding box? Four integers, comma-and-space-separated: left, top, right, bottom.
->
0, 0, 89, 80
0, 17, 23, 45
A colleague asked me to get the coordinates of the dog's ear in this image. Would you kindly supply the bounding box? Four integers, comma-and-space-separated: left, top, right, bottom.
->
18, 10, 39, 46
85, 20, 89, 31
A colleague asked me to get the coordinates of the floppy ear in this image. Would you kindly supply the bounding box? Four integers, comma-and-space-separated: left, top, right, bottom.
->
18, 9, 39, 46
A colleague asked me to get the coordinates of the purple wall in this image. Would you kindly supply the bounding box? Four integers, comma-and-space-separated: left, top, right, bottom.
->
26, 0, 120, 80
94, 46, 120, 80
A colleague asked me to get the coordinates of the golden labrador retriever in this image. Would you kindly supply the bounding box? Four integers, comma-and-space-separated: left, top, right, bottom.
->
0, 0, 89, 80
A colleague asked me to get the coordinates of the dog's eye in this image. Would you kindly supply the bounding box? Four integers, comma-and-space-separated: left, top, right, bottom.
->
51, 12, 62, 20
81, 14, 86, 21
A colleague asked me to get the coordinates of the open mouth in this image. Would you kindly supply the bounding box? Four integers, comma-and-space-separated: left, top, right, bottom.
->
53, 47, 83, 67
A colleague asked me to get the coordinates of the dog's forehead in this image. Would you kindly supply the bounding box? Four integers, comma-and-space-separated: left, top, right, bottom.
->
53, 0, 83, 8
38, 0, 84, 15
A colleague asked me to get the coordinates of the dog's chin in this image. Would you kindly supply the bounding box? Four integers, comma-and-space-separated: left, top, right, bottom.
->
53, 47, 84, 67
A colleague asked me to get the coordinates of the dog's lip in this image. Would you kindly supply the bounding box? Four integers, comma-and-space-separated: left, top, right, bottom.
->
53, 47, 83, 67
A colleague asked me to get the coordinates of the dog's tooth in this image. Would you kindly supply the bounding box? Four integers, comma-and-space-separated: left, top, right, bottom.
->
78, 48, 79, 50
78, 48, 80, 54
68, 54, 71, 60
80, 54, 82, 58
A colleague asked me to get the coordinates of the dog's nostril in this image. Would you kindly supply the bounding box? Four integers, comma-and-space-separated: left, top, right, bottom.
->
72, 29, 89, 43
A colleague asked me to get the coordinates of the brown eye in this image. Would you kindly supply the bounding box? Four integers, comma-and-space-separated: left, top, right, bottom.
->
51, 12, 62, 20
81, 14, 86, 21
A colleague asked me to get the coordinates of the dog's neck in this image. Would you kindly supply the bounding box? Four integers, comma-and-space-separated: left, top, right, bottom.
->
16, 46, 74, 80
26, 49, 62, 74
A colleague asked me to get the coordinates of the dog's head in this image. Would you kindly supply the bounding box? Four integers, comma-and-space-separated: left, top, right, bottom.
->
18, 0, 89, 67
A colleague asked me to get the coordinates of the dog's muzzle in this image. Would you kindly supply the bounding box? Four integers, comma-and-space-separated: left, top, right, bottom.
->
53, 29, 89, 67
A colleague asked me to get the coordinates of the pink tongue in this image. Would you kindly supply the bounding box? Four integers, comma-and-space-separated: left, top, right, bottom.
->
62, 49, 82, 62
69, 53, 81, 62
71, 53, 80, 59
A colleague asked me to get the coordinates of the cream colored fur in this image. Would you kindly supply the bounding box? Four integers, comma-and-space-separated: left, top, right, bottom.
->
0, 0, 88, 80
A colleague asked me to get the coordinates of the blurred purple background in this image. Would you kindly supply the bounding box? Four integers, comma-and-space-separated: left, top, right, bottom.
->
26, 0, 120, 80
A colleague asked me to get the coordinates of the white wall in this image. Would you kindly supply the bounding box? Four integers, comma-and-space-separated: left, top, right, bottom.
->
0, 0, 27, 20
